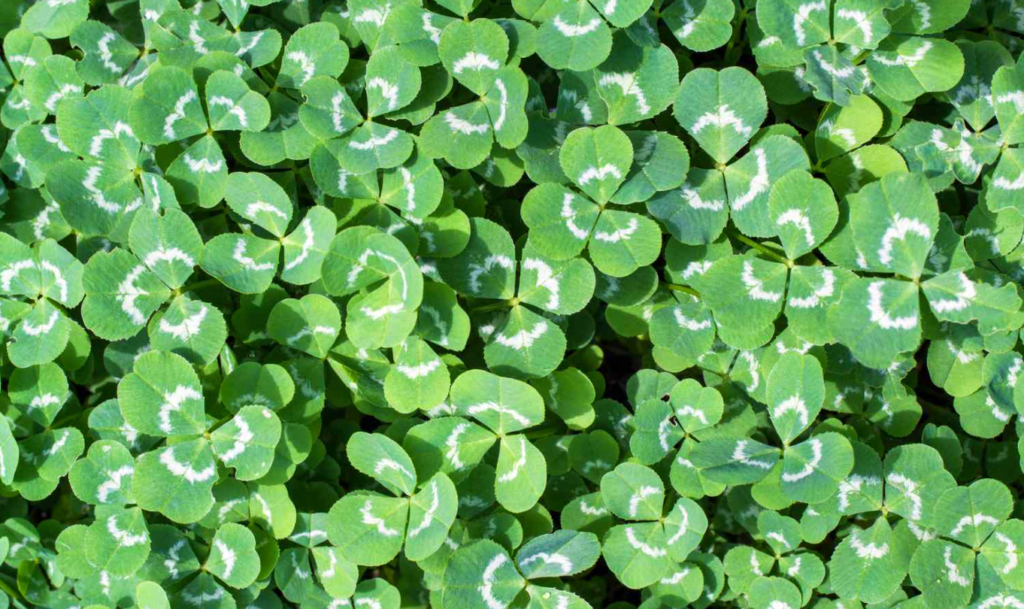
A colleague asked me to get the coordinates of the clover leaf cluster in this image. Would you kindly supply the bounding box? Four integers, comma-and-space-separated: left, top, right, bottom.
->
0, 0, 1023, 608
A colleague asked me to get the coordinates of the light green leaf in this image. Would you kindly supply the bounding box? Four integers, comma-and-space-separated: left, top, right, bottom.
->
211, 406, 282, 481
515, 530, 601, 578
442, 541, 524, 609
278, 22, 349, 90
347, 432, 418, 496
674, 67, 766, 164
133, 439, 217, 524
451, 369, 545, 434
206, 523, 260, 589
327, 492, 407, 566
767, 352, 825, 444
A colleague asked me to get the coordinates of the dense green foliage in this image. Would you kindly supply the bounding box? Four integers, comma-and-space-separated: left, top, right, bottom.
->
0, 0, 1023, 608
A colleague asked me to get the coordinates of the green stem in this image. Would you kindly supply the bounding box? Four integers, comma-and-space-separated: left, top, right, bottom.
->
726, 228, 790, 264
179, 278, 222, 294
664, 283, 701, 298
723, 9, 748, 66
470, 299, 515, 314
207, 414, 235, 434
50, 409, 87, 431
0, 572, 23, 603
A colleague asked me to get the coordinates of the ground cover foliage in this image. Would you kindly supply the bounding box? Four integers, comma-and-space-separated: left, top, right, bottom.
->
0, 0, 1023, 607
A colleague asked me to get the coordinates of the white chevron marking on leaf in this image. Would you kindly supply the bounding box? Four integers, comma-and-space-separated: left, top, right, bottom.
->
233, 238, 274, 272
561, 193, 591, 240
599, 72, 650, 115
218, 415, 254, 463
731, 148, 770, 210
628, 485, 660, 517
552, 16, 602, 37
625, 527, 668, 557
375, 457, 415, 480
878, 214, 932, 266
164, 90, 197, 139
836, 9, 873, 44
851, 533, 888, 559
674, 308, 712, 331
44, 84, 82, 112
774, 396, 809, 428
578, 163, 622, 185
107, 515, 148, 546
144, 247, 195, 270
873, 41, 933, 67
209, 95, 248, 127
444, 423, 468, 468
692, 105, 753, 137
776, 208, 815, 246
159, 305, 207, 341
944, 545, 970, 586
479, 553, 509, 609
732, 440, 774, 469
360, 500, 398, 537
867, 281, 917, 330
287, 51, 316, 86
789, 268, 835, 308
182, 154, 223, 173
89, 121, 134, 157
837, 474, 880, 510
22, 310, 59, 336
594, 218, 638, 243
793, 1, 827, 45
812, 50, 855, 78
781, 437, 821, 482
246, 201, 288, 221
930, 272, 976, 313
158, 385, 202, 434
397, 359, 440, 379
284, 219, 315, 271
214, 539, 236, 578
368, 77, 400, 111
520, 551, 572, 574
97, 465, 134, 503
467, 254, 514, 293
117, 265, 149, 325
445, 111, 490, 135
354, 5, 389, 27
422, 13, 443, 43
467, 402, 531, 426
41, 125, 71, 153
523, 258, 560, 310
886, 472, 923, 520
978, 594, 1024, 609
408, 480, 440, 537
160, 447, 216, 483
741, 261, 782, 302
950, 513, 1000, 535
453, 52, 500, 74
498, 436, 527, 483
681, 186, 724, 211
349, 128, 399, 150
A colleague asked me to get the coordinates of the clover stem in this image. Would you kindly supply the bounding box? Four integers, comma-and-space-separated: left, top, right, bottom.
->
50, 410, 86, 431
726, 228, 789, 264
471, 299, 515, 313
207, 414, 234, 434
179, 278, 222, 294
0, 573, 23, 603
723, 9, 748, 66
663, 283, 701, 298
